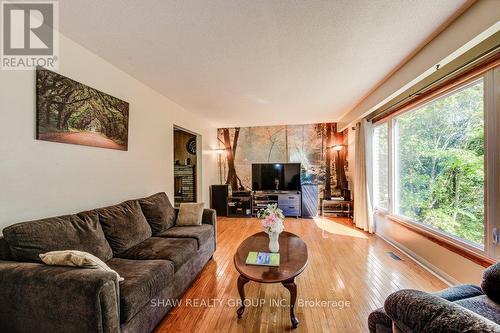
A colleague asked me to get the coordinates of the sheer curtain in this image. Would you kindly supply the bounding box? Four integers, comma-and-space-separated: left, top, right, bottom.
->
353, 119, 374, 233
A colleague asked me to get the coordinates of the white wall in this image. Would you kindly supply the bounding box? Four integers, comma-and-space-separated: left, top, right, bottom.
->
0, 34, 218, 231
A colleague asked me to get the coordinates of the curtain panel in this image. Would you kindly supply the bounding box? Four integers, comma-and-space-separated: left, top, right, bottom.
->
353, 119, 374, 233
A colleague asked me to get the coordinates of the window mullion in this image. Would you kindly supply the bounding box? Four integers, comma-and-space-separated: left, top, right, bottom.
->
485, 67, 500, 259
389, 118, 396, 215
387, 118, 394, 214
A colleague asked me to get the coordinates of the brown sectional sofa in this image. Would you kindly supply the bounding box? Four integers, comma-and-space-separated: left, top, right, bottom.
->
0, 192, 216, 333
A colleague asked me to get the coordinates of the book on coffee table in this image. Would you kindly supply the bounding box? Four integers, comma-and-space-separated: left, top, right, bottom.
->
245, 251, 280, 267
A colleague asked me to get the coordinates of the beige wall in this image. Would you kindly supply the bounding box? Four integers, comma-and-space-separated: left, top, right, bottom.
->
0, 33, 218, 231
338, 0, 500, 130
375, 213, 485, 284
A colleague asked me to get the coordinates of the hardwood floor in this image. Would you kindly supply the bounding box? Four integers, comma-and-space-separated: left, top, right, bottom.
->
154, 217, 447, 333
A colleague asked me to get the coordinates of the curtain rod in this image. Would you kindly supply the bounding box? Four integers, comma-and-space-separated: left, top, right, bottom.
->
367, 44, 500, 122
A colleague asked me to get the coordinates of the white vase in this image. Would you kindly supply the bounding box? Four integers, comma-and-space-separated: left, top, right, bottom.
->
268, 231, 280, 253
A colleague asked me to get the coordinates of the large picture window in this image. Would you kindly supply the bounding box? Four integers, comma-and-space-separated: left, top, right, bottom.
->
394, 79, 485, 247
373, 123, 389, 210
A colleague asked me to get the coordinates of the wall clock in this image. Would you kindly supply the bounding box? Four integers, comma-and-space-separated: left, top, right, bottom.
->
186, 138, 196, 155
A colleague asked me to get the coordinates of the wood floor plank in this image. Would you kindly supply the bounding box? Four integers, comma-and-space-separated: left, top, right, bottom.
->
154, 216, 447, 333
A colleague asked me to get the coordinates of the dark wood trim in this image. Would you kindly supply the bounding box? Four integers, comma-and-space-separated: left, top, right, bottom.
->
387, 215, 496, 268
373, 53, 500, 123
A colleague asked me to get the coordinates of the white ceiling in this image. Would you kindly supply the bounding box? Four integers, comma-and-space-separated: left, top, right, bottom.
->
59, 0, 467, 127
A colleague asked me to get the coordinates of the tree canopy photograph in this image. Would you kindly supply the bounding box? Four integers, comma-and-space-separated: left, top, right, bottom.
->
217, 123, 349, 202
36, 68, 129, 150
396, 80, 484, 245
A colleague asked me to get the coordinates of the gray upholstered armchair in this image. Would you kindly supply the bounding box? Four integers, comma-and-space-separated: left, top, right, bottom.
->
368, 263, 500, 333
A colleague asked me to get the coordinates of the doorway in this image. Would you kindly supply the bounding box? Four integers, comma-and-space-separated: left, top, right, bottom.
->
173, 126, 199, 206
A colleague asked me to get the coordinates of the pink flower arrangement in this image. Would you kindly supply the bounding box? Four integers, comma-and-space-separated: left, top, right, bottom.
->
257, 204, 284, 234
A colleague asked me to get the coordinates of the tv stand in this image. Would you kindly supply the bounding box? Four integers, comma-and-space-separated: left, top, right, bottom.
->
252, 191, 302, 218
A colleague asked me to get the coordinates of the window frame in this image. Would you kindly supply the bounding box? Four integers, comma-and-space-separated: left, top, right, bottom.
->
373, 70, 499, 260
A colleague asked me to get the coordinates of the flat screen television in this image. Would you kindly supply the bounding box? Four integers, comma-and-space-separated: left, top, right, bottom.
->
252, 163, 301, 191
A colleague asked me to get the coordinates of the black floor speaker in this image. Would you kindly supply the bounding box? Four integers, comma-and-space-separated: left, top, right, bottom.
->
210, 185, 228, 217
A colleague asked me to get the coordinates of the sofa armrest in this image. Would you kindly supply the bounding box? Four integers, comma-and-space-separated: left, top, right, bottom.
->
202, 208, 217, 251
482, 263, 500, 303
0, 260, 120, 333
368, 307, 392, 333
385, 289, 500, 333
202, 208, 216, 226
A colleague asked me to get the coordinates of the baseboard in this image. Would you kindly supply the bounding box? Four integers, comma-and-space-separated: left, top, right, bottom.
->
377, 232, 459, 286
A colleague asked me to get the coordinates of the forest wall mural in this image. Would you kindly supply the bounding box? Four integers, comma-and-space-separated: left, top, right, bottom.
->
36, 68, 129, 150
217, 123, 349, 201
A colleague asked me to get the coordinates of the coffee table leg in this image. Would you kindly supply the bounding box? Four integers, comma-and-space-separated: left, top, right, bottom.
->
282, 278, 299, 328
236, 275, 249, 318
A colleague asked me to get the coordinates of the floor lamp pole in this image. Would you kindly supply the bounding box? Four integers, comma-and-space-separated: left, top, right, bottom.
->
218, 152, 223, 184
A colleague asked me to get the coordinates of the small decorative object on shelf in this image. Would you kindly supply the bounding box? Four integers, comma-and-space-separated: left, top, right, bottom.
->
186, 137, 197, 154
257, 204, 285, 253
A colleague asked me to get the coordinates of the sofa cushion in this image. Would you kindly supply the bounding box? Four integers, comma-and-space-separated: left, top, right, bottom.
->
0, 237, 13, 261
3, 212, 113, 262
434, 284, 484, 302
39, 250, 124, 281
88, 200, 152, 255
481, 263, 500, 304
107, 258, 174, 323
117, 237, 198, 271
156, 225, 213, 249
139, 192, 177, 234
456, 295, 500, 325
176, 203, 204, 226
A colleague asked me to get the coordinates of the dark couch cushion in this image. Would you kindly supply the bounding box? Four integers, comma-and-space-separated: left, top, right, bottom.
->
368, 307, 392, 333
138, 192, 176, 234
385, 289, 500, 332
88, 200, 152, 255
367, 284, 486, 333
0, 237, 13, 261
107, 258, 174, 323
481, 263, 500, 304
156, 225, 213, 249
3, 212, 113, 262
434, 284, 484, 302
456, 295, 500, 325
117, 237, 197, 271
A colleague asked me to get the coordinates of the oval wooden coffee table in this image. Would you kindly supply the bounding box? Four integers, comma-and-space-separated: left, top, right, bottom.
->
233, 231, 308, 328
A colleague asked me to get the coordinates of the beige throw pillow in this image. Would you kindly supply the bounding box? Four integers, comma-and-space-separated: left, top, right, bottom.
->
39, 250, 124, 281
176, 202, 204, 226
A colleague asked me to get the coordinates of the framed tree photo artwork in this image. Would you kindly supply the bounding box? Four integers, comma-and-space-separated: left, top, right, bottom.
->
36, 68, 129, 150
